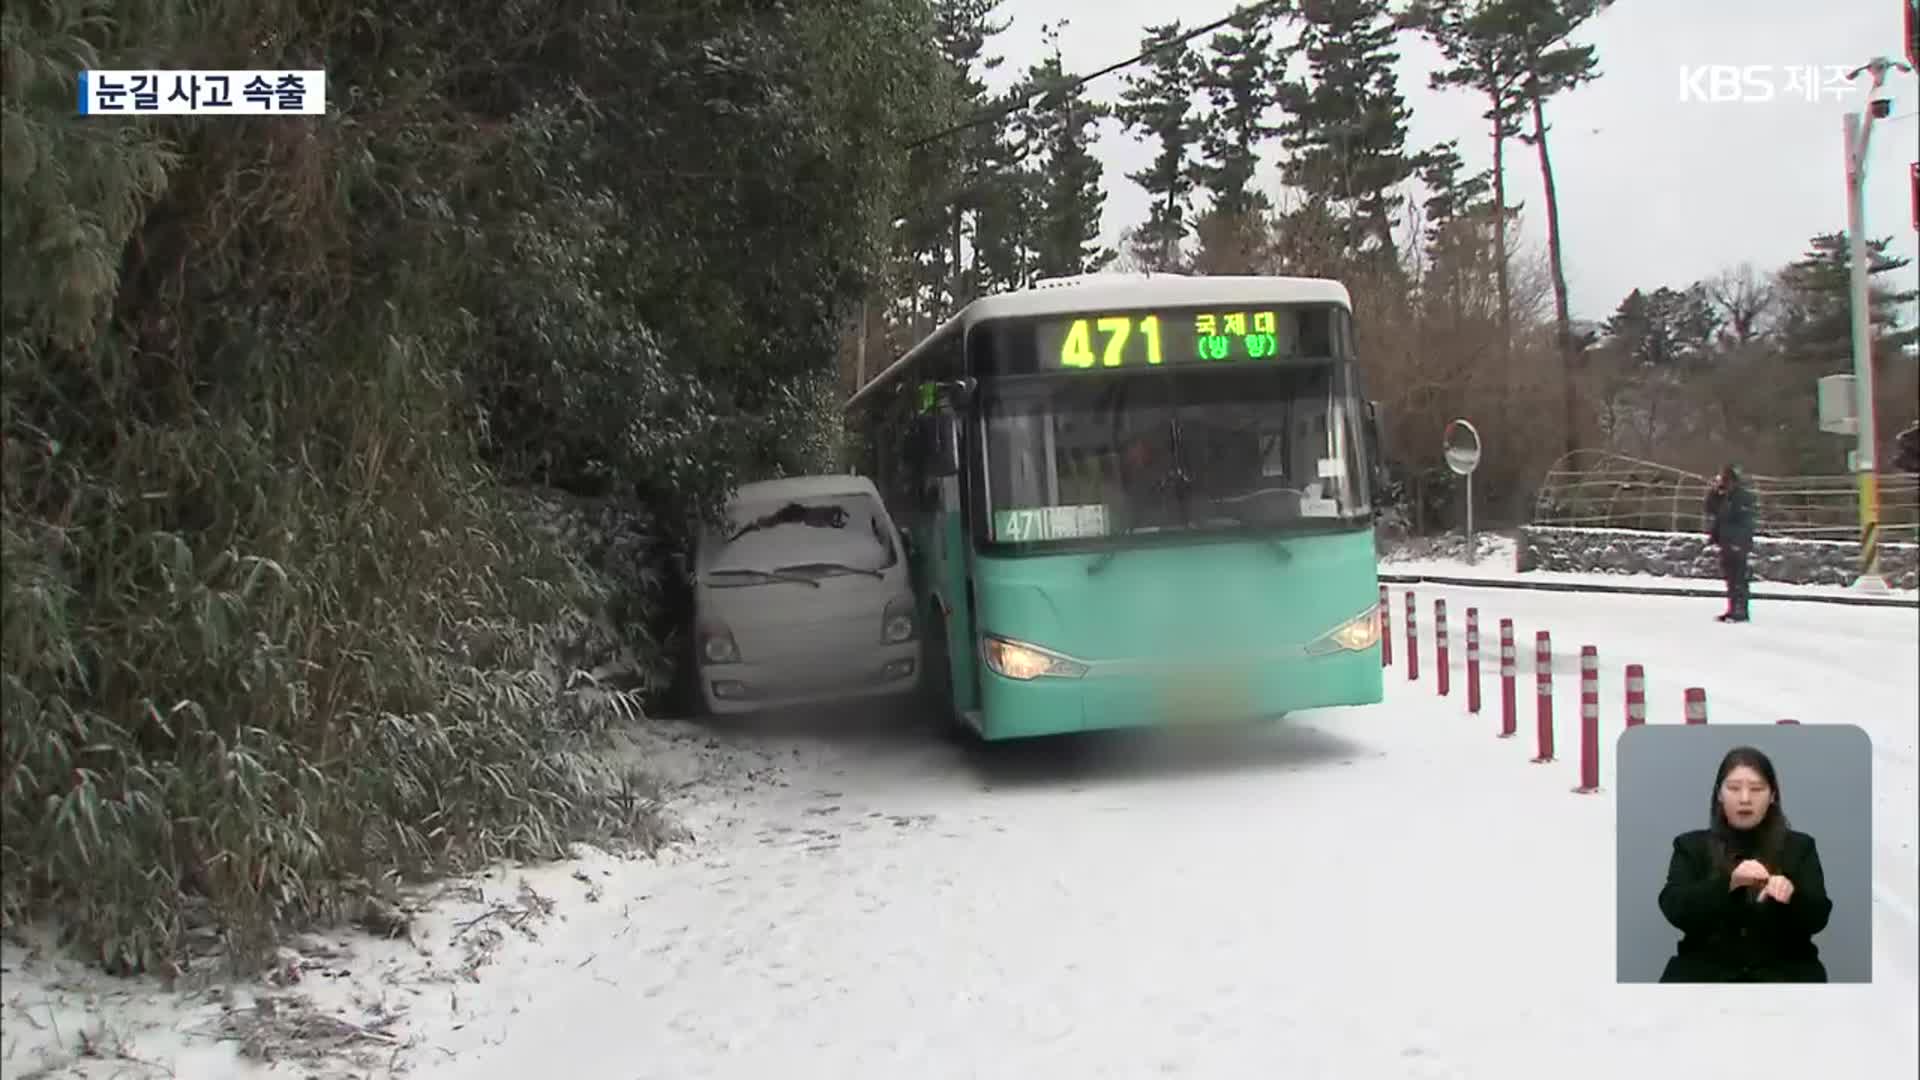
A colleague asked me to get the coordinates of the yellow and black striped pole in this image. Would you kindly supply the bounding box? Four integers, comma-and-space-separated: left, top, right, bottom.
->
1858, 468, 1881, 580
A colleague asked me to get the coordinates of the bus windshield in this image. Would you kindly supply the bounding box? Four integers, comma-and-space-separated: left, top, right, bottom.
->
982, 364, 1371, 547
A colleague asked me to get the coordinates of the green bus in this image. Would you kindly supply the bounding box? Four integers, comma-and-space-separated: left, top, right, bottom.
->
846, 273, 1387, 740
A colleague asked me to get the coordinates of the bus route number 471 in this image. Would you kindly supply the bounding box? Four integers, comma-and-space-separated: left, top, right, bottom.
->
993, 505, 1109, 542
1058, 310, 1283, 368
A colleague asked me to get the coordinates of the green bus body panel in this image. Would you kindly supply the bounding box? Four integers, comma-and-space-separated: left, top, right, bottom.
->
964, 529, 1383, 740
902, 496, 980, 715
934, 499, 976, 713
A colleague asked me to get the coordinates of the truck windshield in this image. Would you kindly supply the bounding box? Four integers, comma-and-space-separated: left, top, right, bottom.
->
982, 364, 1371, 547
703, 491, 897, 579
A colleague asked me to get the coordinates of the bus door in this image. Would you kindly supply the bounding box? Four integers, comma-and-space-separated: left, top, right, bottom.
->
937, 466, 980, 714
917, 389, 980, 715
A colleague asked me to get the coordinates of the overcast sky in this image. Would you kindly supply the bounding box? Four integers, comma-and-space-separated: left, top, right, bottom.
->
980, 0, 1919, 326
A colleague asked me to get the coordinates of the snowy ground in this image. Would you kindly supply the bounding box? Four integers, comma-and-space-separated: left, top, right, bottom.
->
4, 565, 1915, 1079
1382, 533, 1920, 602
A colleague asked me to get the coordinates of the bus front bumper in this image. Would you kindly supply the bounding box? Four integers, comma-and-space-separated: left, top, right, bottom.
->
976, 644, 1384, 739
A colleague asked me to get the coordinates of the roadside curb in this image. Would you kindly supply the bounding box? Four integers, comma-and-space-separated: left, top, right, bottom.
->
1376, 571, 1918, 609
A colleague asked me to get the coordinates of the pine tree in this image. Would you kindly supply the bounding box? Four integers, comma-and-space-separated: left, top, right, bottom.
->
934, 0, 1013, 305
1024, 22, 1115, 279
1603, 287, 1720, 369
970, 87, 1041, 292
1416, 142, 1489, 244
1503, 0, 1616, 455
1770, 232, 1917, 470
1114, 22, 1204, 271
1414, 141, 1499, 321
1776, 233, 1919, 368
886, 0, 1014, 332
895, 143, 954, 333
1191, 5, 1287, 271
1278, 0, 1419, 268
1404, 0, 1530, 358
1507, 1, 1611, 349
1592, 285, 1719, 454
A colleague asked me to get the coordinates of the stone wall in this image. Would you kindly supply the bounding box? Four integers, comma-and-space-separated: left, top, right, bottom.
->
1516, 526, 1919, 590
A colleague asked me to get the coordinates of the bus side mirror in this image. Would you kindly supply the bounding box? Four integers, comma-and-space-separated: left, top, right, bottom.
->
1364, 400, 1390, 495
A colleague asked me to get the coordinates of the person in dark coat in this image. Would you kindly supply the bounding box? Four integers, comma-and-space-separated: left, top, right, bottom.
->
1896, 421, 1920, 474
1702, 464, 1757, 622
1657, 745, 1832, 982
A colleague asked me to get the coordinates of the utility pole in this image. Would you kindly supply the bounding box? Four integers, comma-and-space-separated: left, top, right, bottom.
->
1840, 54, 1913, 591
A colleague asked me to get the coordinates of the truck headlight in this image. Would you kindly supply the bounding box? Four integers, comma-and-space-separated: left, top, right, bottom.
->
699, 624, 740, 664
882, 596, 916, 643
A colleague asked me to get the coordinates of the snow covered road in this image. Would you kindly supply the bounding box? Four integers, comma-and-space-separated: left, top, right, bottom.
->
4, 582, 1913, 1079
408, 585, 1917, 1080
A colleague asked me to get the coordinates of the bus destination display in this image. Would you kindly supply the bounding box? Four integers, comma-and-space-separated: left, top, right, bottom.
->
1035, 307, 1305, 370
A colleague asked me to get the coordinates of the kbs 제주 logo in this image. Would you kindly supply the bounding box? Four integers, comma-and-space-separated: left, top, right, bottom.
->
78, 70, 327, 115
1675, 65, 1858, 104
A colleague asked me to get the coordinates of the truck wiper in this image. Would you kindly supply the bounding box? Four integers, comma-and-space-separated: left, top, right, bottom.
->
775, 561, 883, 579
727, 502, 849, 542
702, 568, 821, 588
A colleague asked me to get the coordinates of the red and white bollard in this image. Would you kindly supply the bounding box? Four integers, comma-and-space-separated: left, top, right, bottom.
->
1379, 584, 1392, 667
1624, 664, 1646, 728
1405, 591, 1419, 681
1576, 645, 1600, 793
1684, 687, 1707, 725
1465, 608, 1482, 714
1533, 630, 1555, 762
1498, 618, 1517, 738
1434, 599, 1451, 697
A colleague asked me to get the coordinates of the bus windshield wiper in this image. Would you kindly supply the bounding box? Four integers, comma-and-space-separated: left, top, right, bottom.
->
1159, 409, 1291, 563
1085, 513, 1158, 575
1089, 418, 1191, 577
703, 568, 821, 588
1167, 412, 1194, 525
775, 561, 883, 579
1192, 498, 1295, 564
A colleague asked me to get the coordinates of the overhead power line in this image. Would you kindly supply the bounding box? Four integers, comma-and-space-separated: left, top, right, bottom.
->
896, 0, 1288, 152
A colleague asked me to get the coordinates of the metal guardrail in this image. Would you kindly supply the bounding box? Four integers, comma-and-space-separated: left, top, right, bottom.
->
1530, 450, 1920, 544
1377, 570, 1917, 608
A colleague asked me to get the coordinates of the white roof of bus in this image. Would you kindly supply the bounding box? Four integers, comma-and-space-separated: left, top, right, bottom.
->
729, 474, 879, 506
847, 273, 1351, 409
963, 273, 1350, 323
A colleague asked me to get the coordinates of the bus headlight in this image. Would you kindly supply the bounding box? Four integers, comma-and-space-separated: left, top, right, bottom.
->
1305, 604, 1380, 656
982, 635, 1087, 680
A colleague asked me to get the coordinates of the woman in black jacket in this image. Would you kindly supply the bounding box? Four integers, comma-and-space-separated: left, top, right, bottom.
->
1657, 745, 1833, 981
